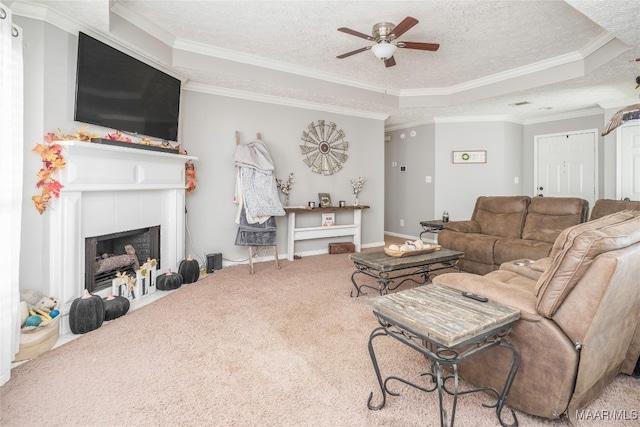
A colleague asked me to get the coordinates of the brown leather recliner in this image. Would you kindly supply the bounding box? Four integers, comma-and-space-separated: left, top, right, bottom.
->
432, 210, 640, 422
437, 196, 589, 275
590, 198, 640, 220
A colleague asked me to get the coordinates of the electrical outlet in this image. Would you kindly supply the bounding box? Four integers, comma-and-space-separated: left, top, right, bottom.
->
426, 176, 432, 183
400, 219, 404, 227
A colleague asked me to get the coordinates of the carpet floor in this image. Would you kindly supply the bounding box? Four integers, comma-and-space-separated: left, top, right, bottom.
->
2, 245, 638, 426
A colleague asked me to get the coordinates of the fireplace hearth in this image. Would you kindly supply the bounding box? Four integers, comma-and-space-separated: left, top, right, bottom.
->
44, 141, 196, 335
85, 226, 160, 294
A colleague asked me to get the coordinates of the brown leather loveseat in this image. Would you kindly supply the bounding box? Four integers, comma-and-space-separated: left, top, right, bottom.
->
433, 210, 640, 421
438, 196, 589, 275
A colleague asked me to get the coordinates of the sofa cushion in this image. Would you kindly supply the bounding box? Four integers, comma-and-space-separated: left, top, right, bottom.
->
535, 211, 640, 317
437, 230, 498, 265
530, 257, 552, 272
590, 199, 640, 220
522, 197, 589, 243
493, 238, 553, 265
472, 196, 530, 239
441, 220, 481, 233
499, 258, 548, 282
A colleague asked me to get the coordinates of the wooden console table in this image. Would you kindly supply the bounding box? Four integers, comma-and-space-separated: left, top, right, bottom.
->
284, 205, 370, 261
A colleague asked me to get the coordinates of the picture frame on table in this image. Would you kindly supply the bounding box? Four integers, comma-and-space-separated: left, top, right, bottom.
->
318, 193, 332, 208
321, 213, 335, 227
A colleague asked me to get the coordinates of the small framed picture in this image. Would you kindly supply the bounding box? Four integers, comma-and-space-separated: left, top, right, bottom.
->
318, 193, 332, 208
322, 213, 335, 227
452, 150, 487, 164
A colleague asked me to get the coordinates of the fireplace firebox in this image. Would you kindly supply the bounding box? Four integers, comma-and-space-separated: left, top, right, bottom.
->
85, 226, 161, 294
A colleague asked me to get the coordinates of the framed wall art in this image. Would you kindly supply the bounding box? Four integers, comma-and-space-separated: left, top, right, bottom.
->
452, 150, 487, 164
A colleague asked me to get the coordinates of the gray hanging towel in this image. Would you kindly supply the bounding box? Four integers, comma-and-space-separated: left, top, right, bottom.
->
235, 206, 277, 246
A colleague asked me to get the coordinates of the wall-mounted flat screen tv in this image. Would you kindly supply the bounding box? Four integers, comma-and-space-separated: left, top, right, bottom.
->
74, 32, 181, 142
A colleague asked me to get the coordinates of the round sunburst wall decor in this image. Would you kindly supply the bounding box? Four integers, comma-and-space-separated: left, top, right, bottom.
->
299, 120, 348, 175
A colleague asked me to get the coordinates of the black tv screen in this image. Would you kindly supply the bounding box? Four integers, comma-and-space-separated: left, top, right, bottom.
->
74, 32, 181, 142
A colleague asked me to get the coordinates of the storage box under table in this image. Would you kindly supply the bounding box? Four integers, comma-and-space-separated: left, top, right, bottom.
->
329, 242, 355, 254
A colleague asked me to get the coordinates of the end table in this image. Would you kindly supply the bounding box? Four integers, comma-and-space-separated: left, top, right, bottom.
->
367, 284, 521, 427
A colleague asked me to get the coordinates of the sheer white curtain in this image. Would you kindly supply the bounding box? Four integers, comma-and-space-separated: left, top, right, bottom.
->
0, 2, 24, 386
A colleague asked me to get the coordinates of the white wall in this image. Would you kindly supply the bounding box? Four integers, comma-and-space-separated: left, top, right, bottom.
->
384, 124, 436, 239
434, 120, 524, 221
18, 18, 385, 293
385, 113, 610, 234
180, 90, 385, 263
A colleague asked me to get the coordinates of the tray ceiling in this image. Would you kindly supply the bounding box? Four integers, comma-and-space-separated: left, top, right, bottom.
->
10, 0, 640, 129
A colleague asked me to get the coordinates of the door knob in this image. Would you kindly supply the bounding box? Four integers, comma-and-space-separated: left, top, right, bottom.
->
538, 186, 544, 191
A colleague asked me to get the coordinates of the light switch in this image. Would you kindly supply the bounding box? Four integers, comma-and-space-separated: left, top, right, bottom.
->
426, 176, 432, 183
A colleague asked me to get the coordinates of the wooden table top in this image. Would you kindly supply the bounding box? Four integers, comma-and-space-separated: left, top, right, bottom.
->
350, 248, 463, 272
284, 205, 370, 213
369, 284, 520, 348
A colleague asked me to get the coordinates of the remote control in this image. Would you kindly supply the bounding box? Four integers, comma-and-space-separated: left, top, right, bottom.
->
462, 291, 488, 302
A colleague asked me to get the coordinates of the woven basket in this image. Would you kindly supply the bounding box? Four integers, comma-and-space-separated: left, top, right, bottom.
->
15, 316, 60, 361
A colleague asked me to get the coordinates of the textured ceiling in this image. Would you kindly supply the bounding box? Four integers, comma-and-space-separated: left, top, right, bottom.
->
10, 0, 640, 129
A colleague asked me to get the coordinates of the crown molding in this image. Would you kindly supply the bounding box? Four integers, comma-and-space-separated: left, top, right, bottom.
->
598, 97, 640, 110
433, 115, 523, 124
385, 115, 524, 132
184, 82, 388, 121
523, 107, 603, 124
385, 119, 435, 132
173, 38, 390, 95
110, 0, 176, 47
11, 1, 78, 34
398, 31, 615, 98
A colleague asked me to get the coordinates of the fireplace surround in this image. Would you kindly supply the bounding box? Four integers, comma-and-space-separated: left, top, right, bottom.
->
45, 141, 196, 334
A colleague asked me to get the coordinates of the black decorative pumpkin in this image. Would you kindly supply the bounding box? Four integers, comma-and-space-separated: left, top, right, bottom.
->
178, 255, 200, 284
69, 290, 105, 334
156, 269, 183, 291
103, 292, 130, 321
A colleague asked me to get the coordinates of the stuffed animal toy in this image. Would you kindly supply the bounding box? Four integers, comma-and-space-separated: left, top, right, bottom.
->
19, 289, 59, 328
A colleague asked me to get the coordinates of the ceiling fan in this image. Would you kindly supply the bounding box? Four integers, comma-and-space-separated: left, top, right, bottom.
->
336, 16, 439, 67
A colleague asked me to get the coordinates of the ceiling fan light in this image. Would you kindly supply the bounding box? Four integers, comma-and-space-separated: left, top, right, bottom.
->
371, 42, 397, 60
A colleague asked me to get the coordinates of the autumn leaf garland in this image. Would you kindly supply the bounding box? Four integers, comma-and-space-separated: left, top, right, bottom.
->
32, 140, 65, 214
33, 127, 197, 214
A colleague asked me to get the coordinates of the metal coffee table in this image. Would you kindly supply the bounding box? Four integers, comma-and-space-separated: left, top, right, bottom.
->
349, 248, 463, 296
367, 284, 521, 427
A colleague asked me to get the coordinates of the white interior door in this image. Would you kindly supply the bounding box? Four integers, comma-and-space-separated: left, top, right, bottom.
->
618, 124, 640, 201
535, 130, 596, 207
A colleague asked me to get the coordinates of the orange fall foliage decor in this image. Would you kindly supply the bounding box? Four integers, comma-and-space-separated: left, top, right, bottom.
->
32, 138, 66, 214
33, 127, 196, 213
185, 160, 197, 193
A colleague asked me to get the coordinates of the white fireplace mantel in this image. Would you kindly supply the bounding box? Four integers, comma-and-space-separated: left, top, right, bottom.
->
47, 141, 196, 334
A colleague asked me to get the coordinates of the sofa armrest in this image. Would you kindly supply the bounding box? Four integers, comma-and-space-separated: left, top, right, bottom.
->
432, 272, 542, 321
442, 220, 481, 233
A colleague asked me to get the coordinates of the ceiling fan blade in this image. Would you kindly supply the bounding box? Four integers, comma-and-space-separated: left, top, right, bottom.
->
399, 41, 440, 51
336, 46, 370, 59
384, 56, 396, 68
337, 27, 374, 41
389, 16, 418, 39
